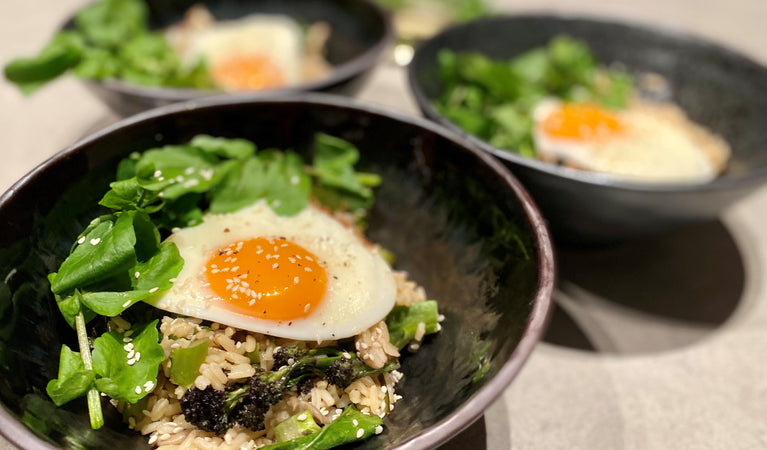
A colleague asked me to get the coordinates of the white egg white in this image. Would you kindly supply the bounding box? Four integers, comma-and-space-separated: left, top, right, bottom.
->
147, 201, 397, 342
532, 98, 728, 183
179, 14, 304, 88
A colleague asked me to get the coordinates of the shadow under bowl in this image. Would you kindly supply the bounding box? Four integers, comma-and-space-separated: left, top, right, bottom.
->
71, 0, 393, 116
408, 15, 767, 244
0, 94, 553, 449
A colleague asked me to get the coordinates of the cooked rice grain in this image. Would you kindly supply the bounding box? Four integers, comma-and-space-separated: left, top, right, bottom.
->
134, 271, 429, 448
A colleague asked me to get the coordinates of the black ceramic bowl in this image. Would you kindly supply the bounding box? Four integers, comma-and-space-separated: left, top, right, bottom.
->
68, 0, 392, 116
408, 15, 767, 244
0, 95, 553, 449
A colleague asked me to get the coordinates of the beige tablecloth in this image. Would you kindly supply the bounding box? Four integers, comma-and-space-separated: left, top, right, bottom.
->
1, 0, 766, 448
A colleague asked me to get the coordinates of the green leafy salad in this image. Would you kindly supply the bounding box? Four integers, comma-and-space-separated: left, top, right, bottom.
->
45, 134, 441, 448
434, 35, 635, 158
4, 0, 212, 94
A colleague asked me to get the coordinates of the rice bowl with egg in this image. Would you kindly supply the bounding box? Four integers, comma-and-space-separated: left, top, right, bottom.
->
41, 133, 443, 449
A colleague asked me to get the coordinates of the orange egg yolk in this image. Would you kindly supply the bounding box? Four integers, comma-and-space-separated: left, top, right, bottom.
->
211, 54, 285, 91
204, 237, 327, 321
541, 103, 624, 142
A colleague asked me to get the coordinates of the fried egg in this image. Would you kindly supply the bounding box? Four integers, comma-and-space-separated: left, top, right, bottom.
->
532, 99, 731, 183
174, 13, 304, 91
148, 201, 396, 342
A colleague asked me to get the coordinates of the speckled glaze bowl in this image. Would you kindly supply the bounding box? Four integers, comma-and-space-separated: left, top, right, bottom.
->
408, 15, 767, 244
67, 0, 393, 116
0, 95, 554, 449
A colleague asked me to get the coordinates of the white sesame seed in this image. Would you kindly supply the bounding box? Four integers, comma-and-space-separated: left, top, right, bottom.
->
305, 267, 312, 272
184, 167, 195, 175
290, 175, 300, 185
343, 352, 351, 359
288, 257, 296, 263
232, 266, 239, 272
356, 429, 364, 439
134, 271, 140, 279
127, 358, 136, 366
127, 350, 135, 359
272, 263, 279, 269
297, 413, 307, 421
90, 238, 101, 245
184, 179, 199, 188
124, 343, 134, 351
352, 419, 359, 426
153, 170, 162, 178
144, 381, 154, 391
123, 337, 133, 343
134, 386, 142, 394
304, 304, 310, 313
170, 343, 180, 349
294, 276, 300, 285
375, 425, 383, 435
122, 300, 131, 308
248, 299, 255, 306
305, 256, 313, 262
135, 352, 141, 362
149, 287, 159, 293
148, 435, 158, 445
77, 236, 86, 244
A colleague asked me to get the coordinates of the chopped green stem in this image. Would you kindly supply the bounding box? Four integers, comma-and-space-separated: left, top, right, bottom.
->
75, 311, 104, 429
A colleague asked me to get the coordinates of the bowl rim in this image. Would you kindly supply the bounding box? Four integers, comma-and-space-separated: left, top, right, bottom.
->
0, 92, 554, 450
65, 0, 394, 102
407, 13, 767, 194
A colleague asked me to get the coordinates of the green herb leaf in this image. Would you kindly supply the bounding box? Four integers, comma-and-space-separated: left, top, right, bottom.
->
50, 213, 136, 296
386, 300, 440, 349
209, 151, 311, 215
46, 345, 96, 406
75, 0, 147, 48
313, 133, 375, 200
190, 135, 256, 160
260, 405, 382, 450
169, 339, 210, 387
92, 320, 164, 403
273, 409, 321, 443
4, 31, 84, 92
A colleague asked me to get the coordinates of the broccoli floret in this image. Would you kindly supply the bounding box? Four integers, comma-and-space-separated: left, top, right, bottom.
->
181, 346, 400, 434
325, 354, 401, 388
271, 346, 308, 369
180, 386, 230, 434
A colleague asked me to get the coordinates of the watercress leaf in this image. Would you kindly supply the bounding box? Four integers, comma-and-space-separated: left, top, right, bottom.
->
51, 213, 137, 295
54, 288, 96, 328
92, 320, 164, 403
99, 178, 162, 211
261, 150, 312, 215
75, 0, 147, 48
209, 154, 310, 215
313, 133, 372, 200
79, 290, 150, 317
4, 31, 84, 90
159, 159, 237, 201
46, 345, 95, 406
73, 47, 122, 80
169, 339, 210, 387
134, 145, 218, 178
260, 405, 382, 450
190, 135, 256, 160
386, 300, 440, 350
510, 47, 549, 84
273, 409, 320, 443
132, 209, 160, 262
132, 241, 183, 292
